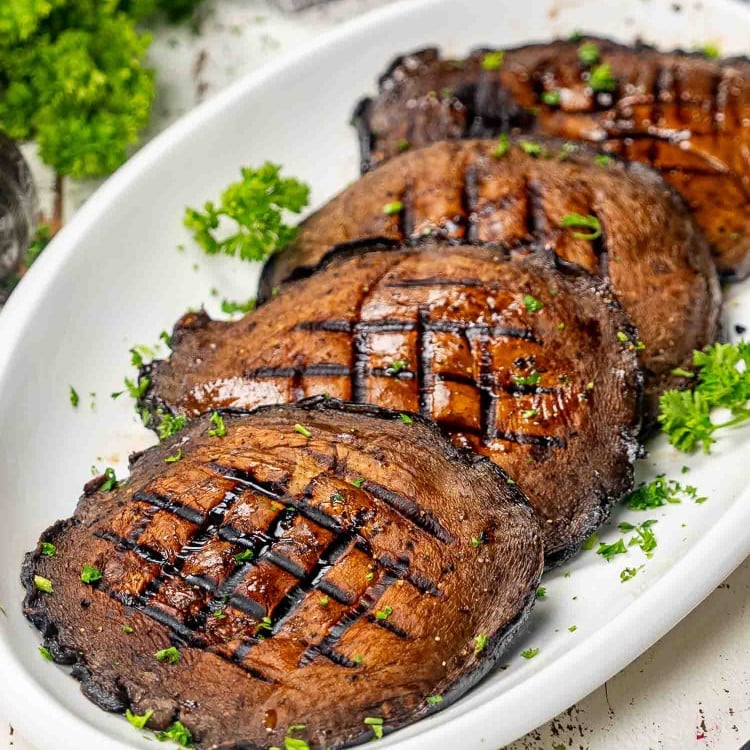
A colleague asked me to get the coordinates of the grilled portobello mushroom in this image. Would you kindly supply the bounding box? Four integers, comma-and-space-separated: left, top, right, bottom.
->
23, 399, 543, 750
260, 139, 719, 416
352, 37, 750, 278
143, 244, 642, 564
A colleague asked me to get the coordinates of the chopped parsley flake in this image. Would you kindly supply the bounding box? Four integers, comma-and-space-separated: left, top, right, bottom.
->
154, 646, 180, 664
165, 448, 183, 464
659, 342, 750, 453
383, 200, 403, 215
535, 587, 546, 599
385, 359, 408, 376
471, 535, 485, 548
560, 212, 602, 240
522, 408, 538, 419
625, 475, 706, 509
121, 375, 150, 400
426, 695, 443, 706
481, 51, 504, 71
34, 575, 53, 594
129, 344, 156, 368
541, 89, 561, 106
519, 140, 546, 158
157, 411, 187, 441
520, 647, 539, 659
512, 371, 541, 387
700, 42, 720, 59
492, 133, 510, 158
294, 423, 312, 438
620, 519, 658, 556
330, 492, 345, 504
69, 386, 80, 408
125, 709, 153, 730
319, 595, 329, 607
284, 738, 309, 750
582, 533, 599, 551
617, 331, 629, 343
399, 413, 413, 424
596, 539, 627, 562
80, 565, 102, 584
100, 467, 120, 491
38, 645, 52, 661
589, 63, 617, 92
523, 294, 544, 313
208, 411, 227, 438
220, 296, 256, 315
474, 633, 488, 655
156, 720, 192, 746
620, 565, 643, 582
184, 163, 309, 263
122, 625, 134, 634
375, 605, 393, 621
255, 616, 273, 634
234, 549, 254, 564
351, 477, 365, 488
364, 717, 384, 740
578, 41, 600, 65
41, 542, 56, 557
568, 625, 577, 633
396, 139, 410, 152
595, 154, 613, 167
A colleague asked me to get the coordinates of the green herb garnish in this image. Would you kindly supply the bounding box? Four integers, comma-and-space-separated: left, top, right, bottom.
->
40, 542, 56, 557
582, 533, 599, 551
122, 625, 134, 634
589, 63, 617, 93
568, 625, 577, 633
535, 587, 546, 599
520, 647, 539, 659
234, 549, 254, 564
620, 519, 658, 556
157, 411, 187, 441
399, 413, 413, 424
541, 90, 561, 106
620, 566, 643, 582
519, 140, 545, 158
184, 163, 309, 262
426, 695, 443, 706
80, 565, 102, 584
481, 51, 504, 71
700, 42, 720, 59
560, 212, 602, 240
595, 154, 612, 167
100, 467, 120, 491
208, 411, 227, 437
69, 386, 80, 408
396, 139, 410, 152
364, 717, 384, 740
156, 720, 192, 746
578, 41, 600, 65
596, 539, 627, 562
512, 371, 541, 387
220, 296, 256, 315
255, 616, 272, 634
492, 133, 510, 158
659, 342, 750, 453
624, 475, 706, 509
294, 423, 312, 438
165, 448, 183, 463
474, 633, 488, 655
154, 646, 180, 664
523, 294, 544, 313
125, 709, 153, 730
385, 359, 408, 376
383, 200, 403, 215
375, 605, 393, 621
351, 477, 365, 488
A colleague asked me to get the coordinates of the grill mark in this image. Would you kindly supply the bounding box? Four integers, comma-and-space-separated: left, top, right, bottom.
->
672, 66, 685, 125
368, 616, 411, 639
372, 551, 441, 596
139, 604, 203, 645
94, 530, 167, 565
370, 367, 416, 379
416, 307, 434, 418
471, 330, 498, 444
132, 491, 206, 526
242, 364, 352, 379
232, 661, 277, 684
648, 64, 668, 167
462, 161, 478, 242
435, 420, 565, 449
316, 646, 362, 668
400, 181, 414, 240
359, 479, 455, 543
711, 69, 724, 134
351, 327, 369, 403
384, 277, 488, 288
524, 177, 547, 236
295, 320, 353, 333
298, 571, 399, 667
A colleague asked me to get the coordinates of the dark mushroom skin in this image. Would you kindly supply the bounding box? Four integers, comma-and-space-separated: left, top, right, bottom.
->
351, 37, 750, 279
260, 139, 720, 418
143, 244, 642, 564
22, 399, 543, 750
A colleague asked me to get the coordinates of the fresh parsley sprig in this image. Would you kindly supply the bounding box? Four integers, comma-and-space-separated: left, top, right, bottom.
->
659, 342, 750, 453
184, 163, 310, 262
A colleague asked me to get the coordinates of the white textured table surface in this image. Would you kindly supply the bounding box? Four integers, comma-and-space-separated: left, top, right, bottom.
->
3, 1, 750, 749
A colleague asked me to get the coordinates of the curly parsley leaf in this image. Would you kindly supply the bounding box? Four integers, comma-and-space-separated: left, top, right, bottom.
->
184, 163, 309, 263
659, 342, 750, 453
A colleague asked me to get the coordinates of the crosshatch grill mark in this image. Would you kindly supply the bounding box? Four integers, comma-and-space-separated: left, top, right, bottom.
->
93, 454, 446, 682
